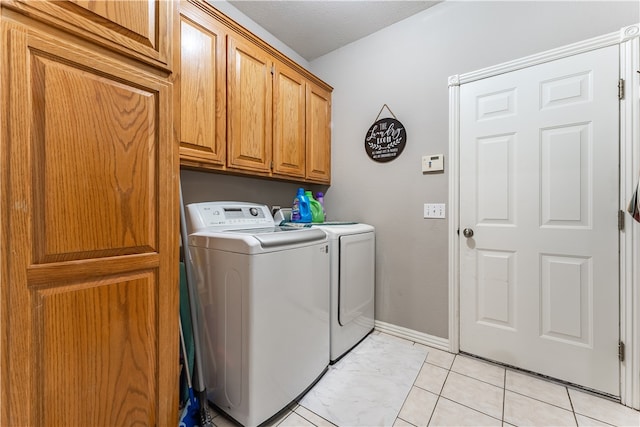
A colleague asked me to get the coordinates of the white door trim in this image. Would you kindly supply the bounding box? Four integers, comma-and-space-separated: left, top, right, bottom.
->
448, 23, 640, 409
619, 25, 640, 409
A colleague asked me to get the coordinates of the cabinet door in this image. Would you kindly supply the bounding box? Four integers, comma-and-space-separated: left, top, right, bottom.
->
273, 61, 306, 179
306, 82, 332, 183
177, 2, 226, 168
227, 34, 272, 173
0, 22, 178, 426
7, 0, 172, 68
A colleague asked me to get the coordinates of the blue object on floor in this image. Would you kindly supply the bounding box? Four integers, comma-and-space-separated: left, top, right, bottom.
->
179, 314, 200, 427
178, 390, 200, 427
179, 262, 195, 403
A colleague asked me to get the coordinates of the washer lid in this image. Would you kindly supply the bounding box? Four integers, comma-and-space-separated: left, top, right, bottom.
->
253, 227, 327, 248
189, 226, 327, 253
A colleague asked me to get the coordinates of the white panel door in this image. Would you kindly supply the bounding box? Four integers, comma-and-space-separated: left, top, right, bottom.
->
459, 45, 619, 395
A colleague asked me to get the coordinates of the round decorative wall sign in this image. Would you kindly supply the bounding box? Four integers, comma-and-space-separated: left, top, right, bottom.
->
364, 106, 406, 163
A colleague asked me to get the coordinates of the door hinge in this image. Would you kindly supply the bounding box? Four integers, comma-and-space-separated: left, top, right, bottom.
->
271, 65, 275, 75
619, 341, 625, 362
618, 78, 625, 100
270, 160, 274, 170
618, 209, 625, 231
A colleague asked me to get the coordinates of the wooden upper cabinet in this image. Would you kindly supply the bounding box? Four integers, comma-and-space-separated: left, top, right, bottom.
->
272, 60, 306, 179
0, 19, 177, 426
177, 2, 226, 168
306, 82, 332, 183
5, 0, 172, 69
174, 1, 332, 183
227, 33, 273, 173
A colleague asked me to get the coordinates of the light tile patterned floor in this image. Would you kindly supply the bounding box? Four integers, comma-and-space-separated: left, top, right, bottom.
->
208, 333, 640, 427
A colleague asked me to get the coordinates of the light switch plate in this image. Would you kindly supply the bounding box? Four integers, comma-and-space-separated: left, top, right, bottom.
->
422, 154, 444, 173
424, 203, 446, 219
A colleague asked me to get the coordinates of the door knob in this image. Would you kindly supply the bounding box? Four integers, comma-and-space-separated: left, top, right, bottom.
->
463, 228, 474, 238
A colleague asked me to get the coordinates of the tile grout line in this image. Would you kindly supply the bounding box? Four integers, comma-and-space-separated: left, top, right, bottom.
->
396, 415, 418, 427
295, 412, 320, 427
448, 370, 505, 389
416, 376, 505, 424
424, 354, 506, 423
417, 340, 443, 427
415, 341, 440, 426
397, 344, 449, 426
566, 386, 579, 427
565, 392, 622, 427
424, 359, 451, 426
393, 340, 434, 426
506, 387, 578, 414
501, 369, 507, 426
435, 395, 504, 424
296, 407, 335, 427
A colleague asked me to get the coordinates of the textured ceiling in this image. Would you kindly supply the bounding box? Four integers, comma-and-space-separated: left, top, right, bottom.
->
227, 1, 441, 61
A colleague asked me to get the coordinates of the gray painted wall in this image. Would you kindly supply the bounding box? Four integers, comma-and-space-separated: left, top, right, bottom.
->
182, 1, 638, 340
181, 169, 326, 212
309, 1, 637, 339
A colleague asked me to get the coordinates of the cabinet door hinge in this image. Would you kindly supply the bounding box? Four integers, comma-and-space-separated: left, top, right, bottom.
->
619, 210, 625, 231
619, 341, 625, 362
618, 78, 625, 100
270, 161, 274, 170
271, 65, 275, 75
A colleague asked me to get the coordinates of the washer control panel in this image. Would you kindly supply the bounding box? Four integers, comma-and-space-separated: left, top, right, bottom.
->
187, 202, 274, 232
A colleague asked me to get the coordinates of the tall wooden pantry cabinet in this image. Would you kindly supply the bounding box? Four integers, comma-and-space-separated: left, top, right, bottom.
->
0, 1, 179, 425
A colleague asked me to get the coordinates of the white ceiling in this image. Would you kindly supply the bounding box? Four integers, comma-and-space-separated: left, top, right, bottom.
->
227, 1, 441, 61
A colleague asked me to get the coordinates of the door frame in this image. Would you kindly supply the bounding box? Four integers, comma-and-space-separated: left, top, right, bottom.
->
448, 23, 640, 409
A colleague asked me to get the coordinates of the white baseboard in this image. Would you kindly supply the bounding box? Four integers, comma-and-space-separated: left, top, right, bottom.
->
374, 320, 450, 352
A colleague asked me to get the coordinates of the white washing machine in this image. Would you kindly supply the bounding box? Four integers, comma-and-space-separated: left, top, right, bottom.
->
186, 202, 330, 427
309, 223, 375, 363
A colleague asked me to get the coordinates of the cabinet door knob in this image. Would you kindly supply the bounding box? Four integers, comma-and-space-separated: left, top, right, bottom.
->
463, 228, 474, 238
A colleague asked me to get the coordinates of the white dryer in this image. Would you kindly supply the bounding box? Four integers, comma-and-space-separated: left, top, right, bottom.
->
310, 223, 375, 363
186, 202, 330, 426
